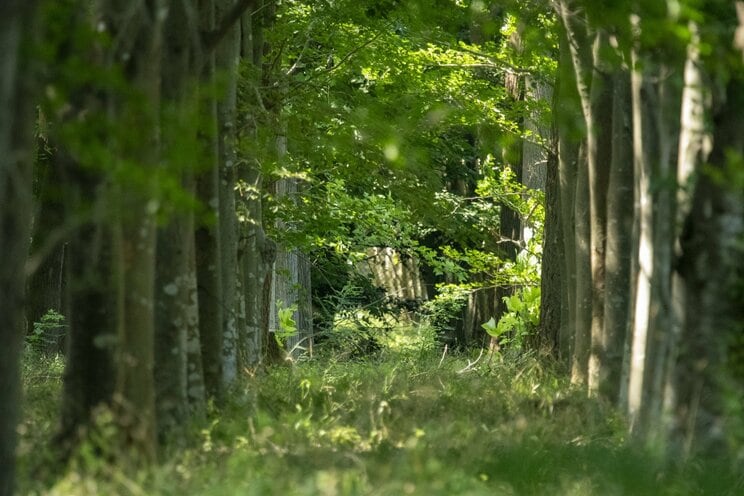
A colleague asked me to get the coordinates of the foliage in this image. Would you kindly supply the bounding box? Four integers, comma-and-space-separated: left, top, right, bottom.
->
275, 300, 299, 347
483, 285, 541, 349
27, 309, 67, 356
237, 0, 554, 348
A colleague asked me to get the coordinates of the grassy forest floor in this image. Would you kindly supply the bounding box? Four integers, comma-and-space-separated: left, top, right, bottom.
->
17, 328, 743, 496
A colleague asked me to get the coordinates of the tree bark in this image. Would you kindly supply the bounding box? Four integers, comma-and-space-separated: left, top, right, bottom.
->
56, 159, 116, 458
585, 32, 613, 395
600, 68, 633, 402
572, 144, 592, 385
100, 0, 164, 462
627, 34, 658, 432
155, 0, 204, 441
216, 0, 242, 386
196, 0, 225, 399
0, 2, 38, 492
555, 27, 580, 363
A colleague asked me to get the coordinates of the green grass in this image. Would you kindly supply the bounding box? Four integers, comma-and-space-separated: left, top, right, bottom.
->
17, 343, 743, 495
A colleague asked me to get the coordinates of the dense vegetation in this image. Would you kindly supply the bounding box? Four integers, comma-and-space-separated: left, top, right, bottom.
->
2, 0, 744, 494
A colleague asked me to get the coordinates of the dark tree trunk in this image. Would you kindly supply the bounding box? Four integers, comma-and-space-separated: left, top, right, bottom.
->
537, 150, 562, 355
0, 2, 38, 493
675, 74, 744, 458
56, 159, 116, 456
196, 0, 225, 399
26, 134, 67, 355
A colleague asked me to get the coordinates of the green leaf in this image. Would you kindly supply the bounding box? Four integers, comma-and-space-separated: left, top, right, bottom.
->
481, 316, 497, 336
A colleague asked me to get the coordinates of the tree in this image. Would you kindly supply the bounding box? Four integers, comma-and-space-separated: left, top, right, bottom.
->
0, 2, 39, 493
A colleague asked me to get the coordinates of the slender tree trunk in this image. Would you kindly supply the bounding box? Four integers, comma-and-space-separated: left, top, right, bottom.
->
627, 21, 659, 431
271, 172, 305, 358
573, 144, 592, 385
601, 68, 633, 401
216, 0, 242, 386
557, 1, 603, 388
585, 32, 613, 395
238, 2, 271, 366
196, 0, 225, 399
0, 2, 38, 492
524, 73, 561, 354
555, 28, 580, 363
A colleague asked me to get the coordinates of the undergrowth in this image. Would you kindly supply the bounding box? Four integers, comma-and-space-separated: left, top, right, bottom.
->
17, 343, 742, 495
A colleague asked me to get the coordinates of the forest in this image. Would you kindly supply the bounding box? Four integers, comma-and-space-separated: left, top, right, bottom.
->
2, 0, 744, 494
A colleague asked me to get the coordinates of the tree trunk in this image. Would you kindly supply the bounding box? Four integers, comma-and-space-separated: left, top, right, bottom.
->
155, 0, 203, 440
56, 159, 116, 457
216, 0, 242, 386
238, 3, 271, 366
556, 1, 604, 388
572, 144, 592, 385
26, 138, 67, 355
555, 28, 580, 363
667, 22, 708, 455
196, 0, 225, 399
101, 0, 164, 462
643, 63, 681, 449
585, 32, 613, 396
0, 2, 38, 492
627, 43, 655, 432
271, 174, 304, 358
600, 68, 633, 402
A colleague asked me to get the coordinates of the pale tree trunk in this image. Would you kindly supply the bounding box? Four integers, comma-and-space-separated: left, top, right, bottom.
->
102, 0, 164, 462
0, 2, 38, 493
271, 171, 306, 358
557, 3, 614, 393
601, 68, 633, 402
627, 32, 658, 432
268, 145, 313, 361
573, 144, 592, 385
556, 2, 594, 386
216, 0, 242, 387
